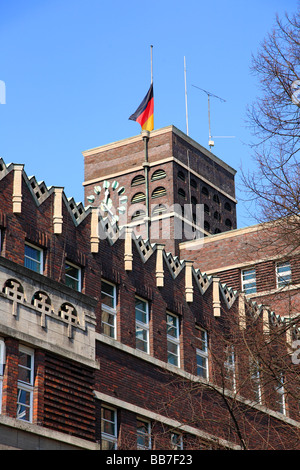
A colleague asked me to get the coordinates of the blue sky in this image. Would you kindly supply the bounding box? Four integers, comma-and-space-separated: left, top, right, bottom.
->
0, 0, 298, 228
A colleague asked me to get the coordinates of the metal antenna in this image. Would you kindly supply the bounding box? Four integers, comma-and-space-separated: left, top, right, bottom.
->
192, 85, 234, 149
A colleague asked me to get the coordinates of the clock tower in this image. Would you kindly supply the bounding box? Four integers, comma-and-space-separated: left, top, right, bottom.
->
82, 125, 237, 256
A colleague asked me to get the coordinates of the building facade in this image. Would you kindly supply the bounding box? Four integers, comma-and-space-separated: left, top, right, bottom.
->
83, 126, 237, 255
0, 127, 299, 450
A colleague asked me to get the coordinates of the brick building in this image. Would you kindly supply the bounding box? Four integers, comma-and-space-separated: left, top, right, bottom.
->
0, 127, 299, 450
83, 126, 237, 255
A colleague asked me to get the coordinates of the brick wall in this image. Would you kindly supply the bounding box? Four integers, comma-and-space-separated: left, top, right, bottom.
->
0, 158, 299, 450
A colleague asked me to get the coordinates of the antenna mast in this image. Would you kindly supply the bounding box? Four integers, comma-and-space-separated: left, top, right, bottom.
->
192, 85, 228, 149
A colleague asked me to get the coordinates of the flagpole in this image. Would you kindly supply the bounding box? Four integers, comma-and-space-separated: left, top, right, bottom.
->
184, 56, 189, 136
142, 45, 153, 241
151, 45, 153, 84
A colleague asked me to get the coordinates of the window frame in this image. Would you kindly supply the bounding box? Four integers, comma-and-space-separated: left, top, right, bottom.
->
24, 242, 43, 274
137, 418, 151, 450
17, 345, 34, 423
224, 345, 236, 392
196, 329, 209, 380
0, 338, 5, 414
166, 312, 180, 367
151, 169, 167, 182
131, 174, 145, 187
276, 261, 292, 288
65, 261, 81, 292
250, 359, 262, 404
151, 186, 167, 199
101, 406, 118, 449
101, 280, 117, 339
171, 431, 183, 450
275, 373, 286, 415
241, 268, 257, 295
135, 297, 150, 354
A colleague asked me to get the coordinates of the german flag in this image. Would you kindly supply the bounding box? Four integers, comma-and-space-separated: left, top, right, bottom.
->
129, 83, 154, 131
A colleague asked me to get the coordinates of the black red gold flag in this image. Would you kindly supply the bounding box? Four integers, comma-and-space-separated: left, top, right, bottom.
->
129, 83, 154, 131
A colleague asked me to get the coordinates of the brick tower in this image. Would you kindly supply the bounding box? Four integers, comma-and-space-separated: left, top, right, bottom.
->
82, 125, 237, 255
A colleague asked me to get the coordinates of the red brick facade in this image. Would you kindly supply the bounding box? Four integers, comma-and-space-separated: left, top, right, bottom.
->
0, 128, 299, 450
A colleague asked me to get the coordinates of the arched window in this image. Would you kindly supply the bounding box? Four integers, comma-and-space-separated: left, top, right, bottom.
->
191, 196, 197, 205
177, 170, 186, 181
204, 204, 210, 214
225, 218, 232, 228
202, 186, 209, 197
224, 202, 232, 212
131, 210, 146, 221
178, 188, 186, 198
214, 228, 221, 234
131, 174, 145, 187
214, 211, 221, 221
213, 194, 220, 204
204, 221, 210, 232
152, 204, 167, 216
151, 169, 166, 181
131, 192, 146, 204
151, 187, 167, 198
190, 178, 197, 189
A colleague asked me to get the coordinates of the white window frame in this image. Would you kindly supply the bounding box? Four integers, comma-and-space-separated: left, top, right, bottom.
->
135, 297, 149, 354
250, 359, 262, 404
166, 312, 180, 367
137, 418, 151, 450
101, 280, 117, 339
171, 431, 183, 450
101, 406, 118, 449
17, 345, 34, 423
0, 338, 5, 414
241, 268, 257, 295
65, 261, 81, 292
24, 242, 43, 274
276, 261, 292, 288
224, 346, 236, 392
275, 373, 286, 415
196, 329, 209, 380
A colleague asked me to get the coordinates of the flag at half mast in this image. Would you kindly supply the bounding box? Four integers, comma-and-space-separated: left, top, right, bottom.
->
129, 83, 154, 131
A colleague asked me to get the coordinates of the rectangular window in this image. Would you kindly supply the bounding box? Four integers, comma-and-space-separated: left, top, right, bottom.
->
17, 346, 34, 422
101, 406, 117, 449
224, 346, 236, 392
250, 359, 262, 404
242, 268, 257, 295
24, 243, 43, 274
101, 280, 117, 338
137, 419, 151, 449
275, 373, 286, 415
276, 261, 292, 288
65, 262, 81, 291
0, 338, 5, 414
196, 329, 209, 379
135, 298, 149, 353
171, 432, 183, 450
166, 313, 180, 367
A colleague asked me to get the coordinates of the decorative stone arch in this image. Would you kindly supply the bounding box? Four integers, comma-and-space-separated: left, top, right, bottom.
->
31, 291, 52, 313
31, 291, 53, 328
3, 278, 25, 316
3, 278, 24, 301
58, 302, 80, 338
